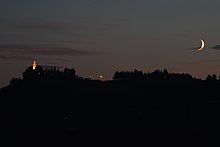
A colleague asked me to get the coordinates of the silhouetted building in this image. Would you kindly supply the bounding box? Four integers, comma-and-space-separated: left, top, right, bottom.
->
32, 60, 37, 70
22, 61, 76, 80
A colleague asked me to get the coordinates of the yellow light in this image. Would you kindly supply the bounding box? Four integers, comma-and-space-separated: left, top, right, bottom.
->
33, 60, 37, 70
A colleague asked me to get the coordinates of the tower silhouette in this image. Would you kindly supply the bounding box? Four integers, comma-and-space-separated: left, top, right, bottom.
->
32, 60, 37, 70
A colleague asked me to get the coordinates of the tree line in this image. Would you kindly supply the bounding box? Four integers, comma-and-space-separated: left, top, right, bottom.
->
7, 66, 220, 86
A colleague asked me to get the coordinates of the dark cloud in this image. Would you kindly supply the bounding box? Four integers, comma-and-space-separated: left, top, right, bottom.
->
0, 45, 95, 56
0, 54, 71, 65
0, 54, 34, 61
0, 19, 115, 46
187, 59, 220, 65
190, 47, 200, 50
0, 45, 35, 49
31, 48, 94, 56
0, 54, 65, 69
0, 19, 115, 37
0, 19, 113, 33
0, 20, 70, 32
21, 23, 66, 32
187, 47, 200, 51
212, 45, 220, 50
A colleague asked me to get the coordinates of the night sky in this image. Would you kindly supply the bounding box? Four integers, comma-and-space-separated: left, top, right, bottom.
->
1, 0, 220, 87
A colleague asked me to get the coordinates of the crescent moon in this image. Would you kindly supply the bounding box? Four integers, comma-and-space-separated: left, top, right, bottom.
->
198, 40, 205, 51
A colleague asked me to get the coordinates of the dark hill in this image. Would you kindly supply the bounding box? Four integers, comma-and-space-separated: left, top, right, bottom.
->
1, 67, 220, 146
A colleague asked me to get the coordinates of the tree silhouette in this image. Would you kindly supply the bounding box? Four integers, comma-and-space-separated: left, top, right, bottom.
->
9, 77, 22, 85
113, 69, 194, 81
206, 74, 217, 81
2, 64, 220, 145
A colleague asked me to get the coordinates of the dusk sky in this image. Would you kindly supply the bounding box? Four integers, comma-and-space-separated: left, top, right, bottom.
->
1, 0, 220, 87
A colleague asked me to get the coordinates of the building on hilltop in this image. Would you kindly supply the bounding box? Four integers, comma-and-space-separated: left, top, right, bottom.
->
23, 60, 76, 80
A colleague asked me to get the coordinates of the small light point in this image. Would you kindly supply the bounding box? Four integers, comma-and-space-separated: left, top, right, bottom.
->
33, 60, 37, 70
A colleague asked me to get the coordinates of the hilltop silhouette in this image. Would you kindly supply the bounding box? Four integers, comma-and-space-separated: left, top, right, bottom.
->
1, 65, 220, 146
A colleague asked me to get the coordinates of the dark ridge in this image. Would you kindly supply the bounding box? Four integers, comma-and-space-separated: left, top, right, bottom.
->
1, 66, 220, 146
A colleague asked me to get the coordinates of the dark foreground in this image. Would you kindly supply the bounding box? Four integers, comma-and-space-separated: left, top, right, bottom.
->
1, 68, 220, 146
